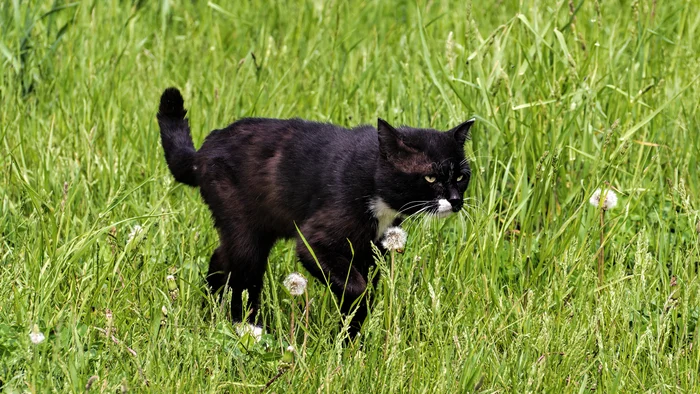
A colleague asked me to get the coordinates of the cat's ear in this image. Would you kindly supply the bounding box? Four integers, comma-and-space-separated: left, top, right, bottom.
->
450, 118, 475, 146
377, 118, 416, 158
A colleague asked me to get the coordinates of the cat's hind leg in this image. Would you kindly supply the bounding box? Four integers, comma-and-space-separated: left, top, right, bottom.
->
198, 164, 275, 323
208, 231, 275, 322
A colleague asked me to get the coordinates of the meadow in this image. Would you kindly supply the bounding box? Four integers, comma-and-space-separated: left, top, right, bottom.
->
2, 0, 700, 392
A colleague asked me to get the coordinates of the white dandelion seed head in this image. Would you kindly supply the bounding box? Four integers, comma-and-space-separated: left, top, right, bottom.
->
382, 226, 407, 251
127, 224, 143, 243
283, 273, 308, 296
30, 324, 45, 344
286, 345, 295, 352
236, 323, 263, 342
589, 188, 618, 210
166, 275, 175, 282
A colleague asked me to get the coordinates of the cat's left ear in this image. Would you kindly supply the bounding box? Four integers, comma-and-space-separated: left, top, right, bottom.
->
378, 118, 417, 159
450, 118, 475, 146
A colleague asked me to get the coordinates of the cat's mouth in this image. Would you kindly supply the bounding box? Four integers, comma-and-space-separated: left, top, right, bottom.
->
432, 198, 460, 218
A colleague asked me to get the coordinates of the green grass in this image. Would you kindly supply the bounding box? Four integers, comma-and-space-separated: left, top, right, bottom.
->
2, 0, 700, 392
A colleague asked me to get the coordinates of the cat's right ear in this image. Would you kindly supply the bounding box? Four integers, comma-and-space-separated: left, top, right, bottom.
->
378, 118, 416, 159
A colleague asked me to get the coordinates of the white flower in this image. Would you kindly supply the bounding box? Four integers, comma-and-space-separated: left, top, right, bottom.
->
166, 275, 178, 292
236, 323, 263, 342
30, 324, 45, 344
127, 224, 143, 243
283, 273, 308, 296
589, 188, 618, 210
282, 344, 295, 363
382, 226, 407, 251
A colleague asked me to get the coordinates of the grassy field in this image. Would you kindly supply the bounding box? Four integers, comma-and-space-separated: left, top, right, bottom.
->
2, 0, 700, 392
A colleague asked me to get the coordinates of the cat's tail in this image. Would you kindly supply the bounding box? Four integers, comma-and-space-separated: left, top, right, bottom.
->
157, 87, 198, 187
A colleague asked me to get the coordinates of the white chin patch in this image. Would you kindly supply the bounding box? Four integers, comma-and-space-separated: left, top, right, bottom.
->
436, 199, 453, 218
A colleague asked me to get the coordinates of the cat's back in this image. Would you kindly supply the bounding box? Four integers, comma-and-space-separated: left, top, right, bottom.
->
197, 117, 377, 167
195, 118, 377, 228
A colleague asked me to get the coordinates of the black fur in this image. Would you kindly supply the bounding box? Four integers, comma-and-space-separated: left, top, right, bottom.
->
157, 87, 474, 335
157, 88, 197, 186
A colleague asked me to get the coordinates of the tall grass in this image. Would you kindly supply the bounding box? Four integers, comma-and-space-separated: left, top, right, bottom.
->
1, 0, 700, 392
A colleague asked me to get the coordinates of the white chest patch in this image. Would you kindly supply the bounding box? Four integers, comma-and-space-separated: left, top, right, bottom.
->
369, 197, 400, 241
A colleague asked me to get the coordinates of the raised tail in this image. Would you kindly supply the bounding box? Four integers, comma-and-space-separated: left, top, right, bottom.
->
157, 87, 198, 186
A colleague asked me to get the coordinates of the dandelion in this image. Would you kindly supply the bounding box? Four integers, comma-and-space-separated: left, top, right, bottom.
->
382, 226, 407, 252
382, 226, 407, 331
127, 224, 143, 243
166, 275, 176, 288
589, 187, 618, 286
236, 323, 263, 343
589, 188, 618, 210
283, 273, 307, 296
166, 274, 179, 300
282, 345, 295, 364
29, 324, 45, 344
284, 272, 308, 346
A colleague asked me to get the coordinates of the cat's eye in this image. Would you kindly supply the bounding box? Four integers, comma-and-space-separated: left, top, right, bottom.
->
457, 175, 464, 182
424, 175, 436, 183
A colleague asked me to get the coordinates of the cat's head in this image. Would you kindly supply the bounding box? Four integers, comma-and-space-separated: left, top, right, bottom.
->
374, 118, 474, 218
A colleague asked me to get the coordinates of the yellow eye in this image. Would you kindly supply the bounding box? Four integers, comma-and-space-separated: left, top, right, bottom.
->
424, 175, 436, 183
457, 175, 464, 181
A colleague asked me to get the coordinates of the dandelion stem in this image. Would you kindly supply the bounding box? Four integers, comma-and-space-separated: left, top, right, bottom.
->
390, 250, 395, 283
290, 305, 296, 344
302, 289, 309, 355
598, 208, 605, 286
389, 251, 395, 327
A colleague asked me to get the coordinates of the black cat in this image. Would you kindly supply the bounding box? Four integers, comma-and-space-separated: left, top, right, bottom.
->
157, 87, 474, 335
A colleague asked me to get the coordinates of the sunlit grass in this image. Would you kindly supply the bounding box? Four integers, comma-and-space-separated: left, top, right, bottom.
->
1, 0, 700, 392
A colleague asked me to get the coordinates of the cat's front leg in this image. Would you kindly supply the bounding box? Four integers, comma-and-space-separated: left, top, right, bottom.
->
295, 237, 372, 337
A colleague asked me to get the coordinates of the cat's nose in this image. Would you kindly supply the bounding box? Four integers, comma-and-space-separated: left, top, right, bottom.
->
448, 198, 463, 212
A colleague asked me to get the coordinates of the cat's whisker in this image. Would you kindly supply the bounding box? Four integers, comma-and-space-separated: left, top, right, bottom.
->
398, 202, 434, 219
422, 214, 433, 232
459, 207, 475, 226
398, 200, 431, 209
457, 212, 466, 237
462, 204, 478, 212
398, 200, 429, 210
458, 211, 469, 228
397, 200, 432, 214
401, 205, 433, 227
402, 208, 431, 224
